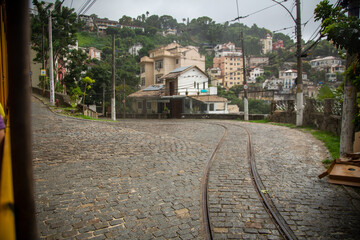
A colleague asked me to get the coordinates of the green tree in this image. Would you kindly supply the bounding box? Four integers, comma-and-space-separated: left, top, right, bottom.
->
81, 77, 95, 104
315, 0, 360, 155
119, 15, 133, 26
31, 0, 78, 78
317, 84, 334, 100
63, 49, 89, 94
86, 62, 112, 105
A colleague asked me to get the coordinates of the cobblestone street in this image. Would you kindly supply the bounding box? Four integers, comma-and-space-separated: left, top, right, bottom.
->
32, 97, 360, 239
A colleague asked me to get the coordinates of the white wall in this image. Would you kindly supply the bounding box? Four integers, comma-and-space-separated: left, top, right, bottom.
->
177, 68, 208, 95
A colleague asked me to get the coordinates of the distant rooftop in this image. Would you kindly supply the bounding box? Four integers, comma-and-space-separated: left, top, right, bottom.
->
170, 66, 191, 73
143, 85, 164, 91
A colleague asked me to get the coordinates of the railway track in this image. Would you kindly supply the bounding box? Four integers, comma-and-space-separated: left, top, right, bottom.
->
201, 122, 298, 240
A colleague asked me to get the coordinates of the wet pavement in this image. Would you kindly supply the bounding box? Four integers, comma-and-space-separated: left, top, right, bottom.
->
32, 97, 360, 239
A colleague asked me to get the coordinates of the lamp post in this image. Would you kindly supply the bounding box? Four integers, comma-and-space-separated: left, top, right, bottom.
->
272, 0, 303, 126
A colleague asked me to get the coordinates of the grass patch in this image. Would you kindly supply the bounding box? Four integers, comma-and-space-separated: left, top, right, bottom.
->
249, 119, 270, 124
302, 128, 340, 160
76, 114, 93, 120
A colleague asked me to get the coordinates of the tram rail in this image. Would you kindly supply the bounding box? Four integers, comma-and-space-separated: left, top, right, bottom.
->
201, 122, 297, 240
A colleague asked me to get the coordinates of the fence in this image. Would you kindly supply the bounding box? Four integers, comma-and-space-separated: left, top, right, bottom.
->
269, 98, 342, 135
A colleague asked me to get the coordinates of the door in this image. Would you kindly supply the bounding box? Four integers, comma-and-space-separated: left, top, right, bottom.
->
170, 99, 183, 118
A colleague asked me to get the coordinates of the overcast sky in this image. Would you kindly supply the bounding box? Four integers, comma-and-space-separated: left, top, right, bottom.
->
33, 0, 338, 41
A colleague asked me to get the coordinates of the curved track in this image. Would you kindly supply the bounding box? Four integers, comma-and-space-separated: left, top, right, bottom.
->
201, 123, 297, 240
201, 124, 228, 240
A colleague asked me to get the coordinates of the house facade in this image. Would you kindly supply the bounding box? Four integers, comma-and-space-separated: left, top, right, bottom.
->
248, 56, 269, 67
139, 42, 205, 89
129, 66, 228, 118
272, 40, 284, 51
279, 69, 308, 91
310, 56, 345, 82
249, 67, 264, 82
89, 47, 101, 60
260, 33, 273, 54
214, 42, 242, 57
128, 43, 143, 56
213, 55, 244, 88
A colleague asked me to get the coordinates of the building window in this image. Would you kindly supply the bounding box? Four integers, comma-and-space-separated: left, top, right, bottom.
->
146, 102, 151, 109
141, 65, 145, 73
155, 60, 163, 70
209, 104, 214, 111
203, 82, 205, 89
141, 77, 145, 86
137, 102, 142, 109
176, 59, 179, 64
194, 81, 196, 88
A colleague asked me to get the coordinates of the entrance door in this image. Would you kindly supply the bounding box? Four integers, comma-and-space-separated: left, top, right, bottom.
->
170, 99, 183, 118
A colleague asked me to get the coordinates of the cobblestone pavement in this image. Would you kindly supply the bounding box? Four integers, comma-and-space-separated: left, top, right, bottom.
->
32, 97, 360, 239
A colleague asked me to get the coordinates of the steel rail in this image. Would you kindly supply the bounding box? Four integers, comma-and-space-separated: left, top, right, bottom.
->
201, 123, 228, 240
239, 125, 298, 240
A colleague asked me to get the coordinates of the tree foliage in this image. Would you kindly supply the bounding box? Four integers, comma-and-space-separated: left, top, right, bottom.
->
31, 0, 78, 68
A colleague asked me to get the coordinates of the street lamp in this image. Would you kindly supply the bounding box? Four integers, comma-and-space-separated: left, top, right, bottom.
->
272, 0, 303, 126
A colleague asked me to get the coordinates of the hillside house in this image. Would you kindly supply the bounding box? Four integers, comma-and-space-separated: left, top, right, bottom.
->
260, 33, 273, 54
279, 69, 308, 91
129, 66, 228, 118
139, 42, 205, 89
310, 56, 345, 82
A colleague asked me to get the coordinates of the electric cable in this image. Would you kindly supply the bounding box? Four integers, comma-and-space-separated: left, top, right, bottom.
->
82, 0, 97, 15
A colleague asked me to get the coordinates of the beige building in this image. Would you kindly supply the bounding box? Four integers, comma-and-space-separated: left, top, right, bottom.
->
139, 42, 205, 89
213, 55, 244, 88
260, 33, 273, 54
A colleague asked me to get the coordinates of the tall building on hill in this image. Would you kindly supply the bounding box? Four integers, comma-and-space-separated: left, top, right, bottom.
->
260, 33, 273, 54
213, 55, 244, 88
139, 42, 205, 88
213, 42, 242, 57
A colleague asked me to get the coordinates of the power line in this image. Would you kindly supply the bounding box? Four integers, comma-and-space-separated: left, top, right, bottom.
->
77, 0, 92, 15
231, 1, 287, 22
82, 0, 97, 15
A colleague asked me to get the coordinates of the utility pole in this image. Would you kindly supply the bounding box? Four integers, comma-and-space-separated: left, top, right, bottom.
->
123, 78, 125, 119
340, 0, 359, 155
111, 33, 116, 121
271, 0, 303, 126
102, 83, 105, 116
241, 32, 248, 121
48, 9, 55, 105
42, 23, 45, 96
295, 0, 303, 126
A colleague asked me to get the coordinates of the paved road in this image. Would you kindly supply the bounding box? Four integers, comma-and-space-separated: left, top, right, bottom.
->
32, 97, 360, 239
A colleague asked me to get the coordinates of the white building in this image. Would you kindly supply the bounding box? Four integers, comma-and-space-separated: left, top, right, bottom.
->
263, 78, 283, 91
279, 69, 308, 90
279, 69, 307, 90
160, 65, 215, 96
128, 43, 143, 56
214, 42, 242, 57
249, 67, 264, 82
310, 56, 344, 69
310, 56, 345, 82
129, 65, 228, 116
